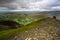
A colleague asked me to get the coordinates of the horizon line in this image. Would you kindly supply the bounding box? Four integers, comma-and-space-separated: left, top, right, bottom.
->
0, 10, 59, 13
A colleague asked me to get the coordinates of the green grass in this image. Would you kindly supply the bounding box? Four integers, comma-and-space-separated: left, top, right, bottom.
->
0, 18, 48, 40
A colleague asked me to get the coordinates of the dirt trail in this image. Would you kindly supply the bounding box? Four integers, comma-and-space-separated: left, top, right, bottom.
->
9, 19, 60, 40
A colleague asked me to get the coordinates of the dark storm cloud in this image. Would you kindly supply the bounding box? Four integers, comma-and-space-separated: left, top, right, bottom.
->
0, 0, 14, 4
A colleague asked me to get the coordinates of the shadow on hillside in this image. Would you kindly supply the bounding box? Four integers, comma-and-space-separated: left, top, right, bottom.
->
0, 20, 22, 31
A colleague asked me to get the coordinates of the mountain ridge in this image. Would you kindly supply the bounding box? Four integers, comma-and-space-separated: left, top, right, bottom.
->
8, 18, 60, 40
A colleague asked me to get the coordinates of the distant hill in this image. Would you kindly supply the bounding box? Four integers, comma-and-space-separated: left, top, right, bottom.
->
0, 11, 60, 30
37, 11, 60, 19
0, 13, 48, 30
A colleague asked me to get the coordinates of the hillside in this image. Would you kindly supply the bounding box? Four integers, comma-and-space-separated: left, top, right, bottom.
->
0, 13, 48, 30
0, 13, 47, 25
7, 18, 60, 40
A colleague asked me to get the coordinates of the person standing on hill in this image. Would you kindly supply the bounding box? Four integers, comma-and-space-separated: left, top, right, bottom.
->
53, 16, 56, 19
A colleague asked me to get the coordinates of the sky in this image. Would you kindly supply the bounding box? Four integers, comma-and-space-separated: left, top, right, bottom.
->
0, 0, 60, 11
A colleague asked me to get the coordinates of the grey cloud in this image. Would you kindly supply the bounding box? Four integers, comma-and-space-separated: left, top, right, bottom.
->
0, 0, 60, 11
0, 0, 14, 4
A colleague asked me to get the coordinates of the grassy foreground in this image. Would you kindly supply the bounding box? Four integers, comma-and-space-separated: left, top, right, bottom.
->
0, 18, 46, 40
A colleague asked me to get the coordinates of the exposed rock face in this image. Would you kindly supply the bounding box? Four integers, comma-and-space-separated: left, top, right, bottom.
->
10, 19, 60, 40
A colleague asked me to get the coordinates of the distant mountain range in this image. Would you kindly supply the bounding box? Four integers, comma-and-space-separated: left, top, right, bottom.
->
0, 11, 60, 19
40, 11, 60, 19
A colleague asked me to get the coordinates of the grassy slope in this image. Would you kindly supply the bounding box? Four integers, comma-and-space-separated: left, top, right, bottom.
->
0, 14, 38, 25
0, 13, 46, 30
0, 18, 56, 40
